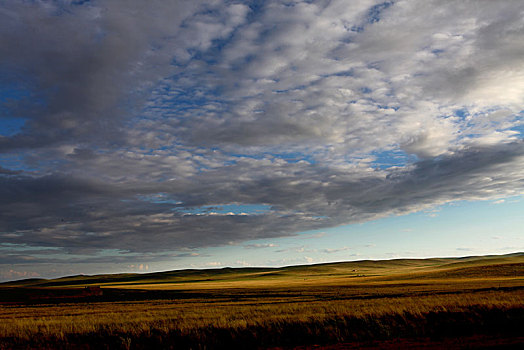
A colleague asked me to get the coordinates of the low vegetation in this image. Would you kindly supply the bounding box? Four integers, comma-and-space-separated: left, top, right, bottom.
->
1, 253, 522, 349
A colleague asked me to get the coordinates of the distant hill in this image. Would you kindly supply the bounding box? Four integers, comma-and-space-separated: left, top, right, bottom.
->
2, 252, 522, 290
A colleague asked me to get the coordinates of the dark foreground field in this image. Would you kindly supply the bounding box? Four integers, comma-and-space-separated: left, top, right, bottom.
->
1, 253, 523, 349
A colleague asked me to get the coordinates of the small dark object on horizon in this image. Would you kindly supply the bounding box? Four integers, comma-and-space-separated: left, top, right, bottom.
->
83, 286, 103, 297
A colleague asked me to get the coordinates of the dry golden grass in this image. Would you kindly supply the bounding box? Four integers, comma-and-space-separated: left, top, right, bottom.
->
0, 254, 522, 349
0, 289, 522, 341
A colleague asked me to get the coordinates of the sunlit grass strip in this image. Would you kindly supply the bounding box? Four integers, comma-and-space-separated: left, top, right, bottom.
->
0, 290, 522, 349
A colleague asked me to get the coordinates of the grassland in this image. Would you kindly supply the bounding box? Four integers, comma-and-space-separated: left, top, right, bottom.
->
1, 253, 523, 349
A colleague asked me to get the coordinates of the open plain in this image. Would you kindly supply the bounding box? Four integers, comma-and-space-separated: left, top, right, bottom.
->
1, 253, 523, 349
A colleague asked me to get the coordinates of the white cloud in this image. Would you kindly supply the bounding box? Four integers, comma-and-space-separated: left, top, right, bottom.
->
244, 243, 278, 249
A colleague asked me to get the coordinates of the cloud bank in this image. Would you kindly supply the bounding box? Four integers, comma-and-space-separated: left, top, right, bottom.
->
0, 0, 523, 265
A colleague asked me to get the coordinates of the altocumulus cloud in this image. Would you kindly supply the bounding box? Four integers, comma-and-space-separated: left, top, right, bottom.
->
0, 0, 523, 266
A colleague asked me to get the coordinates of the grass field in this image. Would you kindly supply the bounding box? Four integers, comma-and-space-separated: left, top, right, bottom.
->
0, 253, 523, 349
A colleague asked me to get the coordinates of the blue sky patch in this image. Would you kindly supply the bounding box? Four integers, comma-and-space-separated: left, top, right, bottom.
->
180, 204, 271, 215
0, 117, 26, 136
371, 149, 415, 169
367, 2, 393, 24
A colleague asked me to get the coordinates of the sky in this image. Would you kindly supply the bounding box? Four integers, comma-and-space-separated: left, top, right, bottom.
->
0, 0, 523, 281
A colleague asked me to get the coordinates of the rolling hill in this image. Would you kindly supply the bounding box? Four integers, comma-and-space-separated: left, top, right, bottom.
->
2, 252, 522, 290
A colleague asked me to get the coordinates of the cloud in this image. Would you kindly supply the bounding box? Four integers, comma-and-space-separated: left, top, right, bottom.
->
0, 166, 21, 175
0, 0, 248, 152
0, 1, 523, 268
456, 248, 474, 252
0, 269, 40, 280
244, 243, 278, 249
300, 232, 327, 240
235, 260, 250, 267
323, 247, 351, 254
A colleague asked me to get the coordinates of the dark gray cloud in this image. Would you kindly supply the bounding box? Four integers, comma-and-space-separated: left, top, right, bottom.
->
0, 166, 20, 175
0, 1, 523, 270
1, 141, 522, 258
0, 0, 240, 151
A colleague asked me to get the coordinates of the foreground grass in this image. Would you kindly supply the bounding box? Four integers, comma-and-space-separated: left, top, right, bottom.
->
1, 287, 522, 349
1, 254, 522, 349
